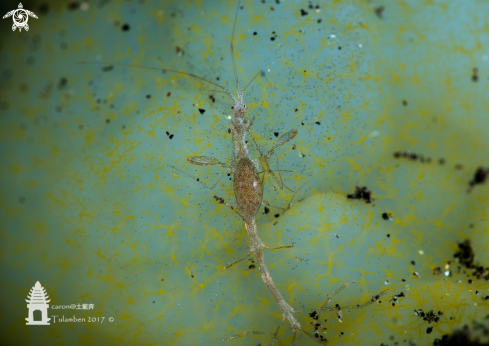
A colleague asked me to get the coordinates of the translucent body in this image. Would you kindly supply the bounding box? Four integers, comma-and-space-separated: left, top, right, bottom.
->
233, 158, 263, 221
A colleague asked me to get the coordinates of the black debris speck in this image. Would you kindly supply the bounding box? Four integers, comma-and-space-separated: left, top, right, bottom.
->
58, 78, 68, 89
454, 239, 475, 268
198, 108, 206, 115
393, 151, 431, 164
300, 9, 308, 16
309, 310, 318, 320
471, 67, 479, 82
214, 195, 225, 204
122, 24, 130, 32
175, 46, 185, 56
375, 6, 384, 19
347, 186, 373, 204
468, 167, 489, 191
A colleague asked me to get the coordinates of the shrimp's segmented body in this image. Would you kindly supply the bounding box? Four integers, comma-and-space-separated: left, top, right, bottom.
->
233, 157, 263, 221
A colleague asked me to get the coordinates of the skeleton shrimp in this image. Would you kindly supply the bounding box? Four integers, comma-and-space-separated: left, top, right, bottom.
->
78, 0, 304, 338
178, 8, 303, 340
79, 1, 391, 344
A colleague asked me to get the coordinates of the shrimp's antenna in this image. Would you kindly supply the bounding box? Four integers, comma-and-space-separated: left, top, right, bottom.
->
230, 0, 242, 91
76, 62, 225, 90
243, 70, 262, 92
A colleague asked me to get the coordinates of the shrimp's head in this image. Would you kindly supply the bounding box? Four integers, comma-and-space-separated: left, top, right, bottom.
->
226, 89, 247, 121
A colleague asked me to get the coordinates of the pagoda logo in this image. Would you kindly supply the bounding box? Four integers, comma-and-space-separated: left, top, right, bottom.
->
25, 281, 51, 325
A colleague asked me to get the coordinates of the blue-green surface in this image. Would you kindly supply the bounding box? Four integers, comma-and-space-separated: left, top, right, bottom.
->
1, 0, 488, 345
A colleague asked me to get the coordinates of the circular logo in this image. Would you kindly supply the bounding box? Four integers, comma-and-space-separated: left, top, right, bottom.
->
12, 9, 28, 28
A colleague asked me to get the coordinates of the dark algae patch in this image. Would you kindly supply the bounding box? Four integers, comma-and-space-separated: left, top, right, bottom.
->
453, 239, 489, 281
433, 324, 489, 346
347, 186, 373, 204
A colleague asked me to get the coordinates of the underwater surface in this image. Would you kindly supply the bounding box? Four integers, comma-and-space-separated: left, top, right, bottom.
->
0, 0, 488, 345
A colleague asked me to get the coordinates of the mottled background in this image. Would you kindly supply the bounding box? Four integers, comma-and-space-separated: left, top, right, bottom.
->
0, 0, 488, 345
